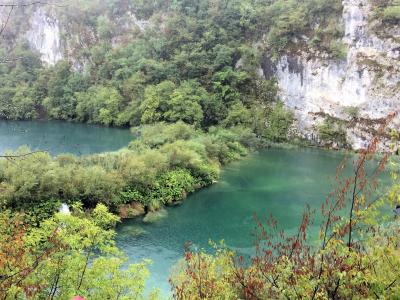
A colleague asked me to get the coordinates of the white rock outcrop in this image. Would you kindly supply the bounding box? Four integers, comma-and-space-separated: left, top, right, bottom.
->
271, 0, 400, 149
25, 8, 149, 67
27, 9, 63, 65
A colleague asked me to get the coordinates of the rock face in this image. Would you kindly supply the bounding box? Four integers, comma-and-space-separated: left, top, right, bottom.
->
26, 9, 63, 65
265, 0, 400, 149
25, 8, 148, 67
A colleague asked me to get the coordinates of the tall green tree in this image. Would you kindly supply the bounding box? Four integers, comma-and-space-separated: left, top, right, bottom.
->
76, 86, 123, 125
140, 81, 176, 124
165, 81, 207, 126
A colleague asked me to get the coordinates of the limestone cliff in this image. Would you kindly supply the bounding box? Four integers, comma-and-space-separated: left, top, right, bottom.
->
24, 6, 147, 68
262, 0, 400, 149
26, 8, 63, 65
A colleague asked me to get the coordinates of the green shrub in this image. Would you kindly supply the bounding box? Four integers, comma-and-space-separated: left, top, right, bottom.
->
317, 117, 348, 146
343, 106, 360, 119
382, 4, 400, 21
131, 121, 198, 149
0, 205, 154, 299
264, 102, 294, 142
328, 40, 347, 60
120, 189, 145, 205
154, 169, 195, 204
371, 0, 400, 24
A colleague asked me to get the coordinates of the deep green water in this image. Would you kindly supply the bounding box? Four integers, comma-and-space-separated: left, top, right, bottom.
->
116, 147, 386, 296
0, 120, 133, 155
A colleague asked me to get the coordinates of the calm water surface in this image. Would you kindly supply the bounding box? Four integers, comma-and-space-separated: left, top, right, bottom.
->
117, 148, 384, 296
0, 120, 133, 155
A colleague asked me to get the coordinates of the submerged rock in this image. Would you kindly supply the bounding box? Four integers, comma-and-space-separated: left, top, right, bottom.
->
166, 200, 183, 207
119, 225, 148, 236
143, 208, 168, 223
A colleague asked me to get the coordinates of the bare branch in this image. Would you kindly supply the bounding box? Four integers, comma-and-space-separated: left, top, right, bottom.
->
0, 56, 23, 63
0, 151, 48, 159
0, 6, 13, 36
0, 1, 64, 8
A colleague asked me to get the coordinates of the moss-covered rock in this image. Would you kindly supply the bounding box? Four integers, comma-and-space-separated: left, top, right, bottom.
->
118, 202, 145, 219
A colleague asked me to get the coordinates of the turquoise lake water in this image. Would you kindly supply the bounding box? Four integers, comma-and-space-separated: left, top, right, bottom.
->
0, 120, 133, 155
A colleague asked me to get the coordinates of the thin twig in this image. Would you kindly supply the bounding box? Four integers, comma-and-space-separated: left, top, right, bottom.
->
0, 6, 13, 37
0, 150, 47, 159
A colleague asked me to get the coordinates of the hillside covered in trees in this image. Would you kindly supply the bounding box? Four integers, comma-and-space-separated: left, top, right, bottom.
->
2, 0, 399, 148
0, 0, 399, 299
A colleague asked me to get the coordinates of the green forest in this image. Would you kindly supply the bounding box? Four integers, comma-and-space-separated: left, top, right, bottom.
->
0, 0, 348, 127
1, 0, 400, 299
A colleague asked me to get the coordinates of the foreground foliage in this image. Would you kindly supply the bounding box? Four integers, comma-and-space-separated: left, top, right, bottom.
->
0, 204, 157, 300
